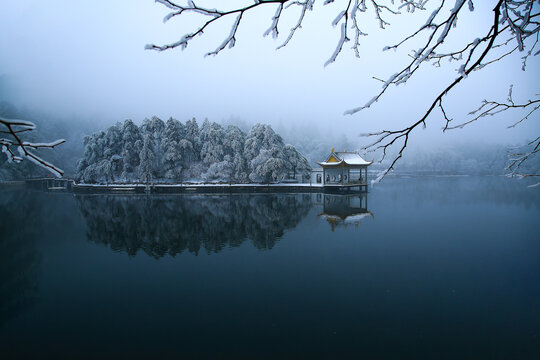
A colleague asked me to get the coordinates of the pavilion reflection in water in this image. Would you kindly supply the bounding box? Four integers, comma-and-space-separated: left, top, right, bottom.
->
318, 193, 373, 231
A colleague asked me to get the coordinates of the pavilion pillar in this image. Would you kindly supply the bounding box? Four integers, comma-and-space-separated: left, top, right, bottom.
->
364, 167, 368, 184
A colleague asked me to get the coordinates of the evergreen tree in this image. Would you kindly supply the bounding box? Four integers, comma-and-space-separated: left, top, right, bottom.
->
184, 118, 201, 162
141, 116, 166, 179
224, 126, 247, 181
245, 124, 291, 182
283, 144, 311, 181
104, 122, 124, 180
76, 117, 310, 183
163, 118, 185, 180
139, 134, 155, 184
163, 140, 183, 181
122, 119, 142, 177
200, 119, 225, 165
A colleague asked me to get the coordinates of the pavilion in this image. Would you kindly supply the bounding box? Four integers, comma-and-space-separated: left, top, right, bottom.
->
316, 149, 372, 192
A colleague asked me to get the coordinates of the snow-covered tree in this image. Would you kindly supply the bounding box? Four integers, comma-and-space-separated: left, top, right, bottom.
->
200, 119, 226, 165
178, 139, 193, 167
104, 122, 124, 180
283, 144, 311, 181
83, 131, 106, 165
141, 116, 166, 139
249, 148, 272, 183
203, 159, 233, 181
162, 118, 185, 180
225, 125, 248, 181
122, 119, 142, 177
163, 139, 183, 181
163, 117, 185, 144
147, 0, 540, 182
104, 123, 123, 157
224, 125, 245, 156
97, 159, 113, 183
260, 157, 287, 183
76, 117, 310, 184
244, 123, 303, 182
230, 154, 248, 182
184, 118, 201, 162
141, 116, 166, 179
139, 133, 155, 184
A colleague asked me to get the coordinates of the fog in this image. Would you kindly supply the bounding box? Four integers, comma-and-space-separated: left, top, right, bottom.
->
1, 0, 538, 150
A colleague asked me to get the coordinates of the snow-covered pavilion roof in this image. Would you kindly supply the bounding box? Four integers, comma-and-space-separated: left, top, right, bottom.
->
316, 151, 372, 167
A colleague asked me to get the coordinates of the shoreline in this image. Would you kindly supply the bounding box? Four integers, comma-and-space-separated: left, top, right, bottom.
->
16, 178, 368, 194
72, 182, 368, 194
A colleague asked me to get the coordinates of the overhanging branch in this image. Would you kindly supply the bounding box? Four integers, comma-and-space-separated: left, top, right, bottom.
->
1, 116, 65, 177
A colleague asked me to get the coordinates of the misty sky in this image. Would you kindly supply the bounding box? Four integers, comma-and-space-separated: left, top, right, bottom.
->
0, 0, 538, 150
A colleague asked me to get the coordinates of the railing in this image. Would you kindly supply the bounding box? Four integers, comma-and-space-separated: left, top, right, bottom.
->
324, 180, 367, 185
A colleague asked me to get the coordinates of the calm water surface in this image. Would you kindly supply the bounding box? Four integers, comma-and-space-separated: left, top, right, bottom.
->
1, 176, 539, 359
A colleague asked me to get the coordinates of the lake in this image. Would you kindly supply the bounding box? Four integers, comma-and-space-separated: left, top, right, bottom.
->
1, 176, 539, 359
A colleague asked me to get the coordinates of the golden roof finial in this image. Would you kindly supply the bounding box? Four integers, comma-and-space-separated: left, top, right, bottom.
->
331, 147, 335, 153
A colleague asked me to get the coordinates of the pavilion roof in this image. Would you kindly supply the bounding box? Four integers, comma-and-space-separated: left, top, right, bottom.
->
316, 151, 372, 167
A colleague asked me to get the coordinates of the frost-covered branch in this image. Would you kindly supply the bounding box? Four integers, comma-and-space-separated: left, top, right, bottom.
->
446, 85, 540, 130
440, 85, 540, 185
148, 0, 540, 182
147, 0, 291, 54
148, 0, 418, 61
345, 0, 474, 115
276, 0, 315, 50
506, 136, 540, 187
0, 116, 65, 177
358, 0, 511, 176
354, 0, 539, 180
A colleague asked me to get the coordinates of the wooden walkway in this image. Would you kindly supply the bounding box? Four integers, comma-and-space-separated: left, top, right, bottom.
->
16, 178, 368, 194
25, 178, 73, 192
72, 182, 368, 194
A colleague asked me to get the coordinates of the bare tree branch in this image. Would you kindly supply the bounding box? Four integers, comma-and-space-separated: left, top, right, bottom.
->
445, 85, 540, 130
148, 0, 540, 182
506, 135, 540, 187
350, 0, 539, 180
146, 0, 291, 53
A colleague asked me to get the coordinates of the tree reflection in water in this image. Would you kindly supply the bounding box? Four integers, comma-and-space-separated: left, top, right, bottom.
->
75, 194, 317, 257
0, 190, 41, 328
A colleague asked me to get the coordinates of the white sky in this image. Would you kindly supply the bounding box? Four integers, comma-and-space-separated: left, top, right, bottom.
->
0, 0, 538, 150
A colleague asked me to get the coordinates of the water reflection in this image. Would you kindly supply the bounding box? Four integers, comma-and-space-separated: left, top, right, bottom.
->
3, 177, 538, 358
76, 192, 373, 257
0, 191, 41, 328
318, 194, 373, 231
75, 194, 319, 257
